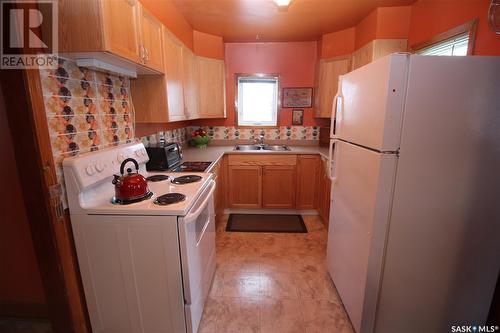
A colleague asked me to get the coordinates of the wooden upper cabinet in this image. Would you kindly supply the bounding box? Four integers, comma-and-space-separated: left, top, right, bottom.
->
183, 48, 200, 120
130, 75, 168, 123
101, 0, 142, 64
296, 155, 319, 209
162, 29, 186, 122
351, 39, 407, 71
138, 6, 164, 72
315, 57, 351, 118
262, 166, 296, 209
59, 0, 163, 73
197, 57, 226, 118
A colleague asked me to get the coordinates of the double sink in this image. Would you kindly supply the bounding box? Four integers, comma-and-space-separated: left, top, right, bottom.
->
234, 144, 291, 151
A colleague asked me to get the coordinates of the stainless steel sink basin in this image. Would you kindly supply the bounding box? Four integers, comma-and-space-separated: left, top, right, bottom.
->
265, 145, 291, 151
234, 145, 262, 151
234, 144, 291, 151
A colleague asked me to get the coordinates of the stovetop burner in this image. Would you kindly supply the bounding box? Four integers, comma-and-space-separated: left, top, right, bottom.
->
171, 175, 202, 185
146, 175, 169, 182
111, 191, 153, 205
171, 161, 212, 172
153, 193, 186, 206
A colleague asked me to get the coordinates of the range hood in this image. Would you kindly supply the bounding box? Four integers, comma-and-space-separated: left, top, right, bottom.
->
61, 51, 162, 78
76, 58, 137, 78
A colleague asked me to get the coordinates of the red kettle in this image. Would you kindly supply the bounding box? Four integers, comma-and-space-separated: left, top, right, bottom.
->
112, 158, 149, 201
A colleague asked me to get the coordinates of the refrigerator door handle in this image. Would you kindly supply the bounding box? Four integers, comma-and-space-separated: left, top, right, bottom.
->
330, 93, 339, 138
328, 139, 338, 183
330, 77, 343, 138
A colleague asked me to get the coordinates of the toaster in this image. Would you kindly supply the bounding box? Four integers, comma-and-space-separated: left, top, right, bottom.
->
145, 142, 182, 171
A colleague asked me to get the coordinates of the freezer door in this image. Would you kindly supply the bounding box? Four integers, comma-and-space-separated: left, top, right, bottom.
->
327, 140, 397, 333
374, 55, 500, 333
334, 54, 408, 152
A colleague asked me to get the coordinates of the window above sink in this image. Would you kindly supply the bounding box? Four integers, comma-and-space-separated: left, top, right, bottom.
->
235, 74, 279, 127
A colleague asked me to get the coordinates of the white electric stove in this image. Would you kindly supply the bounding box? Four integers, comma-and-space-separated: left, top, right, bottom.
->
63, 142, 216, 333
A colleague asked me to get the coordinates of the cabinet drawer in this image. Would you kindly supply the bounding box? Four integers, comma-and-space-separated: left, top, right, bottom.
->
228, 154, 297, 166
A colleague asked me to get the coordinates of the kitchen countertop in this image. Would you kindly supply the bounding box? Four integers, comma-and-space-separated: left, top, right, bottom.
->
181, 144, 329, 172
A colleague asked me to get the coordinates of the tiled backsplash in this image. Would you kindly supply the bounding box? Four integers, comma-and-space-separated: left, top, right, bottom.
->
140, 125, 320, 146
140, 127, 188, 146
41, 57, 134, 163
40, 57, 135, 206
188, 126, 319, 141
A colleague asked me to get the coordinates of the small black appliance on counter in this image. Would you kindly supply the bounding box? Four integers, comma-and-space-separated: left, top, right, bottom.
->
145, 142, 212, 172
145, 143, 182, 171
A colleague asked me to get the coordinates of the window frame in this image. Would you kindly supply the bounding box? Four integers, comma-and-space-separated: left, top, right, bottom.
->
410, 18, 478, 55
234, 73, 281, 128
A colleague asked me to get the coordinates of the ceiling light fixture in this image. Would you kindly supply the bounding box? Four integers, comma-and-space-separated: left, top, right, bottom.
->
273, 0, 291, 7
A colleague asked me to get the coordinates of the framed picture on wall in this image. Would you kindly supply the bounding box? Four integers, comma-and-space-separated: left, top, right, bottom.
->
292, 109, 304, 125
282, 87, 313, 108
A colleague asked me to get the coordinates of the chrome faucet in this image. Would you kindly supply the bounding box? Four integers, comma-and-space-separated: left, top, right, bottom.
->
254, 134, 265, 146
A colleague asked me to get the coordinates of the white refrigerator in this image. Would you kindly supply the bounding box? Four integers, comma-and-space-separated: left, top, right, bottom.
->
326, 54, 500, 333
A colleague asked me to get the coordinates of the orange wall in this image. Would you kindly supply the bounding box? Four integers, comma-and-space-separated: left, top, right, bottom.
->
138, 1, 226, 58
408, 0, 500, 55
321, 6, 411, 58
0, 84, 46, 308
193, 30, 225, 60
355, 6, 412, 50
321, 27, 356, 58
198, 42, 329, 127
376, 6, 412, 39
355, 9, 378, 50
139, 0, 194, 50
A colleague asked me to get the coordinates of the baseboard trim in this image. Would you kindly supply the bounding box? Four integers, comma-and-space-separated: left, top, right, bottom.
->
224, 208, 319, 215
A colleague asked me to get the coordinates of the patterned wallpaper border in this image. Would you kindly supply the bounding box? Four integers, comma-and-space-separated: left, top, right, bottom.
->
140, 125, 320, 146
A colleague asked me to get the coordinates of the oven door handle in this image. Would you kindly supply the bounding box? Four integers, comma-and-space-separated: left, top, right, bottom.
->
184, 180, 216, 223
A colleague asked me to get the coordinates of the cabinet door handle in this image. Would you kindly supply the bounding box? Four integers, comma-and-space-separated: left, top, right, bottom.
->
144, 47, 150, 62
139, 44, 145, 63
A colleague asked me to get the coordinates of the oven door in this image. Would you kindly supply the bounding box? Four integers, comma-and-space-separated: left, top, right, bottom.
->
178, 180, 216, 333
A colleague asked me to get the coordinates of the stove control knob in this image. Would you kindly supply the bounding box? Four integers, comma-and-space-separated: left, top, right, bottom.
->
95, 163, 104, 172
85, 165, 96, 176
135, 150, 142, 157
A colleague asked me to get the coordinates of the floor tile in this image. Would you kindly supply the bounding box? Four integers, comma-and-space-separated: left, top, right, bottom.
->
260, 251, 294, 273
295, 271, 341, 302
221, 271, 261, 297
260, 271, 298, 299
217, 297, 261, 333
260, 297, 305, 333
301, 299, 354, 333
217, 251, 261, 273
199, 214, 354, 333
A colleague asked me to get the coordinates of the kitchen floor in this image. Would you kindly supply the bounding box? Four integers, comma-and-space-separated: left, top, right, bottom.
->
198, 215, 354, 333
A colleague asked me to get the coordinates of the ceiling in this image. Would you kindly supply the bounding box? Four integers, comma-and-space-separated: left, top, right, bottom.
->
173, 0, 416, 42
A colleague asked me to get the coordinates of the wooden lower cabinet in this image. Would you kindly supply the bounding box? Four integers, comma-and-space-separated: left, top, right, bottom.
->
225, 154, 329, 215
316, 156, 332, 227
212, 156, 227, 220
296, 155, 319, 209
262, 166, 296, 209
228, 165, 262, 208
